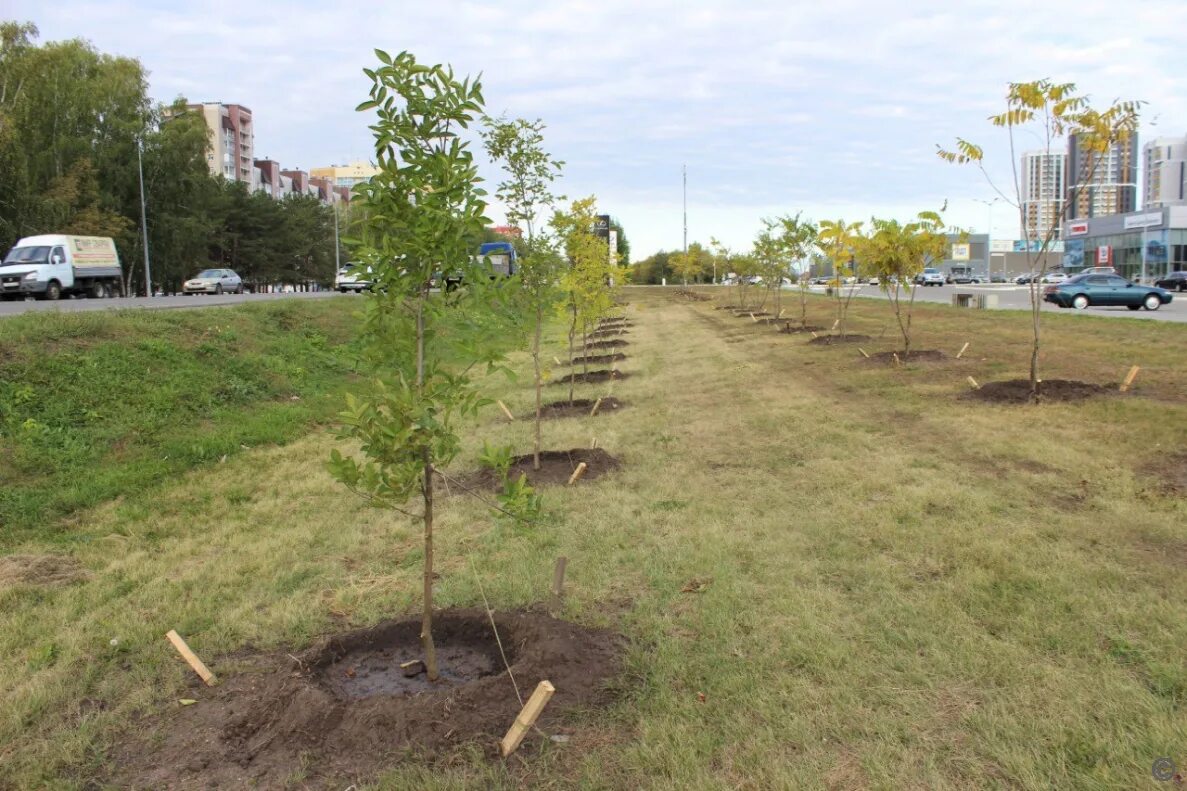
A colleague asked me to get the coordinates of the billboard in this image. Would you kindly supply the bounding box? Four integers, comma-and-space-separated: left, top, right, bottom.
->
594, 215, 611, 239
1063, 238, 1085, 269
1145, 229, 1168, 266
951, 243, 970, 261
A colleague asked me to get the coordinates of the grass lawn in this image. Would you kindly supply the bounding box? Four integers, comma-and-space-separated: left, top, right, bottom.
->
1, 286, 1185, 789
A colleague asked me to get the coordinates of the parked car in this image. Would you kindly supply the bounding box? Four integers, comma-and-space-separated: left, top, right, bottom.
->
1015, 273, 1035, 285
1039, 272, 1068, 284
990, 274, 1008, 283
866, 276, 880, 286
1043, 273, 1174, 311
915, 267, 945, 287
183, 268, 243, 295
1154, 271, 1187, 292
809, 276, 830, 285
335, 263, 374, 293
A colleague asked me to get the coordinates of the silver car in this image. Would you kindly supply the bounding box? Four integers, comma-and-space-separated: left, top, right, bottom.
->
184, 268, 243, 295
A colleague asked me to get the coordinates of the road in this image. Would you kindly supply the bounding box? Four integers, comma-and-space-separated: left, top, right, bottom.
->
806, 282, 1187, 323
0, 290, 348, 318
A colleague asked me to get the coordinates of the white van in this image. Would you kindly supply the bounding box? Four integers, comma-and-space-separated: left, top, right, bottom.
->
0, 235, 124, 300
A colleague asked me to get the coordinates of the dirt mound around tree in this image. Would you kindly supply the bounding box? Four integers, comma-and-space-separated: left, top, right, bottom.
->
552, 369, 629, 385
966, 379, 1113, 404
867, 349, 948, 364
570, 352, 627, 366
0, 554, 90, 587
467, 448, 622, 490
588, 330, 628, 340
807, 334, 872, 345
112, 610, 625, 789
778, 323, 825, 334
583, 340, 629, 351
537, 397, 626, 419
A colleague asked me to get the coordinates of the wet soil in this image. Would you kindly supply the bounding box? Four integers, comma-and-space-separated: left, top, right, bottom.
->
467, 448, 623, 489
867, 349, 948, 364
966, 379, 1113, 404
583, 340, 629, 351
807, 334, 872, 345
551, 369, 629, 385
112, 610, 624, 789
570, 353, 627, 365
536, 397, 626, 420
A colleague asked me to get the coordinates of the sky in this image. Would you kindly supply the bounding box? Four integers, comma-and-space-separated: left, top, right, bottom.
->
9, 0, 1187, 259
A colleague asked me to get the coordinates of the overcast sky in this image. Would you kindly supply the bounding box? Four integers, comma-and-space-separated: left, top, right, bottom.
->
10, 0, 1187, 258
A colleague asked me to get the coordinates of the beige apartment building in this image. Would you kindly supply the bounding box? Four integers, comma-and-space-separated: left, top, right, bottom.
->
187, 102, 255, 183
309, 161, 380, 190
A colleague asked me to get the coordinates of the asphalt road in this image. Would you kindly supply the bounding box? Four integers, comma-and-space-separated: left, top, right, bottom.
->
807, 282, 1187, 323
0, 290, 348, 318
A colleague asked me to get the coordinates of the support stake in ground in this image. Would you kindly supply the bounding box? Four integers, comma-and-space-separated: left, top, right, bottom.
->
550, 556, 568, 612
589, 397, 604, 417
967, 376, 981, 390
500, 680, 556, 757
858, 348, 870, 358
567, 462, 588, 485
497, 400, 515, 421
165, 630, 218, 686
1119, 365, 1140, 392
956, 342, 970, 359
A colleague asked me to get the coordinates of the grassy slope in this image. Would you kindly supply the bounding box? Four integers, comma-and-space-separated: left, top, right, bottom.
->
0, 300, 361, 548
1, 288, 1185, 788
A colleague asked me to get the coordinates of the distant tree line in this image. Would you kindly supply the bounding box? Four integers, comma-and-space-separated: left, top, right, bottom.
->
0, 21, 339, 294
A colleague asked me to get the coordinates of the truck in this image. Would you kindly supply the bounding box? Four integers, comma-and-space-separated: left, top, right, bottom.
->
443, 241, 518, 291
0, 235, 124, 300
946, 265, 981, 284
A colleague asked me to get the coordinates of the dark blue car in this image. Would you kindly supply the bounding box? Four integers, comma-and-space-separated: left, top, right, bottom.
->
1043, 273, 1174, 311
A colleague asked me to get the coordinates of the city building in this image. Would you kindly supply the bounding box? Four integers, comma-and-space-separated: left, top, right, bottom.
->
940, 233, 990, 277
1021, 150, 1066, 242
188, 102, 255, 183
309, 161, 380, 190
1066, 132, 1138, 219
1063, 206, 1187, 280
1143, 135, 1187, 209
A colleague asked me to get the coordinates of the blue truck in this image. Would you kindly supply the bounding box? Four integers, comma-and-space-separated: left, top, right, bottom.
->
444, 241, 518, 290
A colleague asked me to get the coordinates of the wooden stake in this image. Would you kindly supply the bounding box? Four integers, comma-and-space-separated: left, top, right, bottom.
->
165, 630, 218, 686
497, 400, 515, 421
811, 331, 818, 338
831, 319, 839, 330
1119, 365, 1140, 392
966, 376, 981, 390
553, 356, 561, 366
589, 397, 604, 417
892, 353, 902, 367
956, 342, 970, 359
858, 348, 870, 358
590, 437, 597, 449
551, 556, 568, 607
777, 308, 785, 319
750, 313, 758, 322
567, 462, 588, 485
500, 680, 556, 757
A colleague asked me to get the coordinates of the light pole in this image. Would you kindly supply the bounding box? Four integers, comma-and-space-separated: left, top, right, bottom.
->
136, 136, 152, 297
973, 197, 1001, 280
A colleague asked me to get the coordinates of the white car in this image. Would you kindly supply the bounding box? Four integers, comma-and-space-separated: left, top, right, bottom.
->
184, 268, 243, 295
1040, 272, 1069, 284
335, 264, 374, 293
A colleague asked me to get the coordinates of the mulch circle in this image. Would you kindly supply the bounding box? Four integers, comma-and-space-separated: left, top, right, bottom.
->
966, 379, 1113, 404
570, 352, 627, 365
551, 369, 629, 385
866, 349, 948, 364
778, 324, 825, 333
583, 339, 629, 350
588, 330, 628, 340
807, 334, 872, 345
733, 311, 770, 318
537, 397, 626, 419
112, 610, 624, 788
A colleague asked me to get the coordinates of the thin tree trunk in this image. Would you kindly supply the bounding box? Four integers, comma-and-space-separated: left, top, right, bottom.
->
582, 326, 588, 378
532, 301, 542, 471
415, 296, 439, 681
568, 300, 576, 406
1030, 284, 1041, 400
800, 286, 808, 328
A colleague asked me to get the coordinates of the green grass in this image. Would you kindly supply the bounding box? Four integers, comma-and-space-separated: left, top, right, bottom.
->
0, 299, 362, 548
1, 287, 1185, 789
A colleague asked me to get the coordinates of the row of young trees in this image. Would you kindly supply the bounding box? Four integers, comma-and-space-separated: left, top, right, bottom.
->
328, 51, 621, 681
0, 21, 340, 294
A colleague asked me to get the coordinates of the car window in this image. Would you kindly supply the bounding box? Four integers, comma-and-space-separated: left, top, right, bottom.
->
1106, 276, 1130, 287
1085, 276, 1108, 285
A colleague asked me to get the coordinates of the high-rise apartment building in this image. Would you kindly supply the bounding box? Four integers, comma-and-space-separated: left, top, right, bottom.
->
186, 103, 255, 183
1021, 150, 1066, 242
1066, 132, 1138, 219
310, 161, 380, 190
1143, 135, 1187, 208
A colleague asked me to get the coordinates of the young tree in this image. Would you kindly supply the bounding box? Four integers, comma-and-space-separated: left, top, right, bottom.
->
670, 242, 710, 285
752, 223, 785, 313
772, 213, 819, 329
817, 219, 864, 337
482, 115, 564, 470
939, 80, 1140, 400
863, 210, 947, 357
329, 51, 503, 682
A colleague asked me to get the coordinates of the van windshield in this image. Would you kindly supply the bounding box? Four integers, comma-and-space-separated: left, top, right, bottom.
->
3, 246, 50, 265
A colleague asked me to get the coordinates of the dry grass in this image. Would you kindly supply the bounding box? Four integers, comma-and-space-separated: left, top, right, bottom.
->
1, 286, 1185, 789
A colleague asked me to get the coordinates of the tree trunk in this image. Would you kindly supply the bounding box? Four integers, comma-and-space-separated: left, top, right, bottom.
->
415, 296, 439, 681
1030, 284, 1041, 401
800, 287, 808, 328
581, 326, 588, 378
532, 301, 542, 471
568, 300, 576, 406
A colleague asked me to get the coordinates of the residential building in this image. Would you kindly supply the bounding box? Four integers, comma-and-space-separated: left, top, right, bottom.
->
1062, 206, 1187, 280
1066, 132, 1138, 219
253, 159, 282, 199
188, 102, 255, 183
1021, 150, 1066, 242
1143, 134, 1187, 208
310, 161, 380, 190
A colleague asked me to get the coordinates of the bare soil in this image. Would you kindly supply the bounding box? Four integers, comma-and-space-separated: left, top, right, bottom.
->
967, 379, 1113, 404
807, 334, 872, 346
588, 329, 628, 340
537, 397, 626, 420
778, 323, 825, 334
867, 350, 949, 364
1141, 451, 1187, 496
467, 448, 623, 490
0, 554, 90, 587
111, 610, 624, 789
733, 311, 770, 318
571, 353, 627, 366
583, 340, 629, 351
552, 369, 629, 385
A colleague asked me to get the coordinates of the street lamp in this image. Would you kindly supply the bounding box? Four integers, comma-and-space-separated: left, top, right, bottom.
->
136, 135, 153, 297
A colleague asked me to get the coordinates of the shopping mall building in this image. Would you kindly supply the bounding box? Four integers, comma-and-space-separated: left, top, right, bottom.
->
1063, 206, 1187, 281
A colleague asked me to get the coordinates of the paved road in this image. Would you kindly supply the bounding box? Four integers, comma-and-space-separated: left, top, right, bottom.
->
0, 290, 348, 318
805, 283, 1187, 323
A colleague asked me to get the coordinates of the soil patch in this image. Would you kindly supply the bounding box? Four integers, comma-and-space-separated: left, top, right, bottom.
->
0, 554, 90, 587
588, 330, 628, 340
966, 379, 1112, 404
867, 349, 948, 364
1141, 451, 1187, 496
778, 323, 825, 334
551, 369, 629, 385
808, 334, 872, 346
584, 340, 629, 351
536, 397, 626, 420
733, 310, 770, 318
466, 448, 622, 490
112, 610, 624, 789
571, 352, 627, 365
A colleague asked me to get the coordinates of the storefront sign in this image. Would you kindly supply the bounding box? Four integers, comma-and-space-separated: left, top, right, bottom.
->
951, 243, 970, 261
1123, 212, 1163, 230
1097, 245, 1112, 265
1067, 221, 1089, 236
